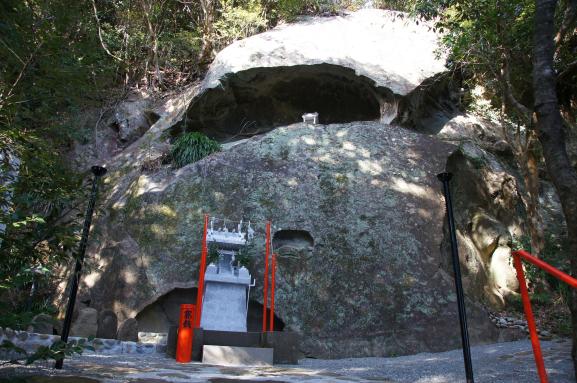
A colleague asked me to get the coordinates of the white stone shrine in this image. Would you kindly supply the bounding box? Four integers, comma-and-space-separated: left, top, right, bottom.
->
200, 219, 254, 332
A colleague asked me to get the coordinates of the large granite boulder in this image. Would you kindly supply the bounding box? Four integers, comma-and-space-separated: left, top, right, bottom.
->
117, 318, 138, 341
204, 9, 445, 96
173, 9, 449, 141
96, 309, 118, 339
67, 9, 527, 358
70, 307, 98, 338
445, 143, 524, 307
81, 121, 518, 358
27, 313, 53, 335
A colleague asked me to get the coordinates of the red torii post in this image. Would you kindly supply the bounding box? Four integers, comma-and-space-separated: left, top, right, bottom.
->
195, 214, 209, 328
269, 252, 277, 332
262, 221, 271, 332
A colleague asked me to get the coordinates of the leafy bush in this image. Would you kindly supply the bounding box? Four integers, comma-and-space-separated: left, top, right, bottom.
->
213, 0, 268, 50
0, 337, 94, 365
170, 132, 220, 168
512, 233, 570, 302
161, 30, 202, 69
236, 241, 256, 268
207, 243, 220, 265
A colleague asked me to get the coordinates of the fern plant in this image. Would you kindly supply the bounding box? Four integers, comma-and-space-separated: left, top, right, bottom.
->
171, 132, 220, 168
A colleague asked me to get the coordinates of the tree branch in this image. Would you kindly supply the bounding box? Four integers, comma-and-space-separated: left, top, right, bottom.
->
558, 58, 577, 81
0, 41, 43, 110
555, 0, 577, 49
0, 38, 25, 65
91, 0, 123, 62
498, 52, 532, 124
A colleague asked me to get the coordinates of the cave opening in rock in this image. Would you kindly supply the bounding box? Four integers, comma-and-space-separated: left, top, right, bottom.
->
173, 64, 390, 142
247, 299, 285, 332
136, 287, 198, 333
273, 229, 314, 251
135, 287, 285, 333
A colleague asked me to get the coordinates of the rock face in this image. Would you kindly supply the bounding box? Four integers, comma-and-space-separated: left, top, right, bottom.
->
70, 307, 98, 338
174, 9, 448, 141
66, 91, 160, 172
82, 121, 517, 358
110, 94, 159, 144
204, 10, 445, 96
27, 313, 53, 335
71, 9, 528, 358
96, 310, 118, 339
117, 318, 138, 342
445, 143, 524, 307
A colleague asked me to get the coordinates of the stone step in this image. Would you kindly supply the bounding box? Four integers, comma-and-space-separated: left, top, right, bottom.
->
202, 345, 273, 366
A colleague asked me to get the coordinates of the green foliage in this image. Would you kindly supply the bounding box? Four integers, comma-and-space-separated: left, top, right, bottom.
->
236, 241, 257, 268
512, 233, 570, 302
372, 0, 418, 12
0, 337, 94, 365
412, 0, 575, 123
414, 0, 534, 106
213, 0, 268, 50
263, 0, 418, 22
161, 30, 203, 71
207, 241, 254, 268
271, 0, 338, 19
0, 0, 104, 319
207, 243, 220, 265
170, 132, 220, 168
0, 138, 85, 328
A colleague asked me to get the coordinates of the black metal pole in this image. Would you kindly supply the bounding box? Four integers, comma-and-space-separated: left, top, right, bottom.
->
437, 172, 474, 383
55, 166, 107, 370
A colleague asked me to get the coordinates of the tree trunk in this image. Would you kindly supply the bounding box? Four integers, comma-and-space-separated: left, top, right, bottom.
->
525, 138, 545, 256
533, 0, 577, 375
199, 0, 215, 72
140, 0, 162, 88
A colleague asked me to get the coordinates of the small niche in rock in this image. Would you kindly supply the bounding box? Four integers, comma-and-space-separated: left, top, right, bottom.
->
136, 287, 197, 333
247, 299, 285, 332
172, 64, 392, 142
144, 110, 161, 126
273, 230, 314, 252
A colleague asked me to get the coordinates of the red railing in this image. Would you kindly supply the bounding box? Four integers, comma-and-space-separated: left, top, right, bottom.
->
512, 250, 577, 383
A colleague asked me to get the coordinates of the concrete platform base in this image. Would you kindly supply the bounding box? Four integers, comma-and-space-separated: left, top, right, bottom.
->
202, 345, 273, 366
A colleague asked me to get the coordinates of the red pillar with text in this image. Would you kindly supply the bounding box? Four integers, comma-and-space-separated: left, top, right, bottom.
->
176, 304, 196, 363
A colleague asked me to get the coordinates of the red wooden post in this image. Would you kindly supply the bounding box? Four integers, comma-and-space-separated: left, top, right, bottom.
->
176, 304, 196, 363
195, 214, 209, 328
512, 253, 548, 383
269, 252, 276, 332
262, 221, 271, 332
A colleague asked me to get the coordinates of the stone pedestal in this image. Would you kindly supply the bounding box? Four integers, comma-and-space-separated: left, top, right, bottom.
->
202, 345, 273, 366
200, 263, 251, 332
262, 331, 301, 364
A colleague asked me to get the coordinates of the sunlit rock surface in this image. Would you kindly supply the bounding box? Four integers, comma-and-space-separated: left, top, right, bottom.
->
445, 143, 525, 308
83, 122, 519, 358
173, 9, 450, 141
205, 10, 445, 96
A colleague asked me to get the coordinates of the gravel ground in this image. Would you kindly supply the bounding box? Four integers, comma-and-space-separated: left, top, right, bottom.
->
0, 339, 574, 382
299, 339, 575, 382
